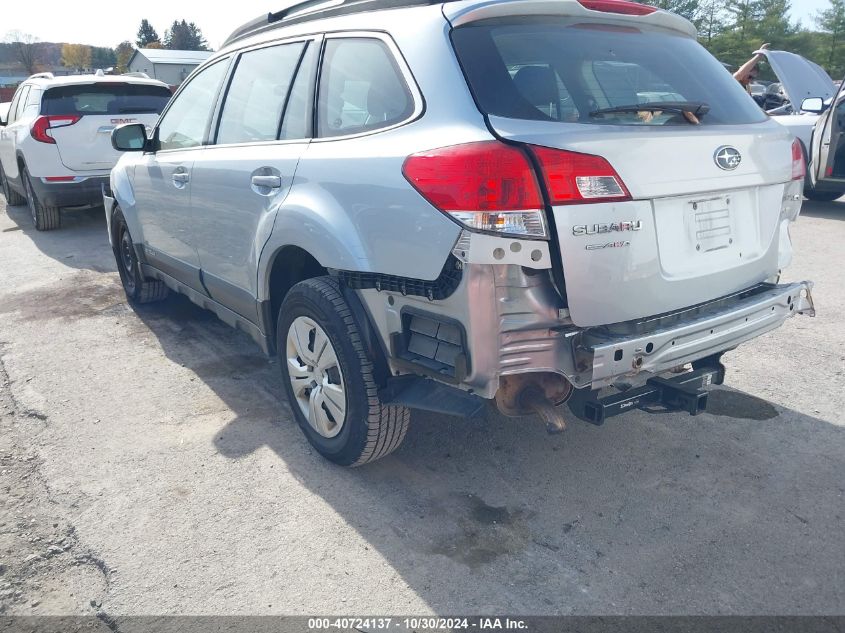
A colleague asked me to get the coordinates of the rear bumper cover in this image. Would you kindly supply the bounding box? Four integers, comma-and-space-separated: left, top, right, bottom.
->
30, 175, 109, 208
576, 281, 815, 389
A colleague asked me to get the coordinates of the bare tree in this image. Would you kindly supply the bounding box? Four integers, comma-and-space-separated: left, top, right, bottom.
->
4, 30, 40, 75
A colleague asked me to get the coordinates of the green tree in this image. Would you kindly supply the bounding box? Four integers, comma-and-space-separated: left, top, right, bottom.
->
136, 19, 161, 47
91, 46, 116, 70
115, 41, 135, 74
817, 0, 845, 74
755, 0, 797, 44
61, 43, 92, 70
163, 20, 209, 51
724, 0, 765, 45
697, 0, 726, 45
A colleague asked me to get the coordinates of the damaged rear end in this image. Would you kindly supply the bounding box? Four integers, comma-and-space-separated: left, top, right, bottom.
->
380, 0, 815, 425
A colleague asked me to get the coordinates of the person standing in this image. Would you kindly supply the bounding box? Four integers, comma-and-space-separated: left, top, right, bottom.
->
734, 43, 770, 92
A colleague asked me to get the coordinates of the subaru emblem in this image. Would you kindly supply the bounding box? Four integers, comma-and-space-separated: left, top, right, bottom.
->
714, 146, 742, 171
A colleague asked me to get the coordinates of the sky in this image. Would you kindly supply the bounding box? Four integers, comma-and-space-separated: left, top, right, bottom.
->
0, 0, 829, 50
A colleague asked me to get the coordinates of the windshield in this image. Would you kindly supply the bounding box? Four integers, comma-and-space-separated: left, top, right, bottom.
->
41, 83, 172, 116
452, 19, 768, 126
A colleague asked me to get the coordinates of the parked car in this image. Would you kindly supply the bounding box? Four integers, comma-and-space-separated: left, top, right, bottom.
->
104, 0, 815, 466
0, 72, 172, 230
756, 49, 845, 201
806, 83, 845, 198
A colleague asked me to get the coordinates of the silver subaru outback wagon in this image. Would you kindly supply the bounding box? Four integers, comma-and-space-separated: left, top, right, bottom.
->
104, 0, 815, 465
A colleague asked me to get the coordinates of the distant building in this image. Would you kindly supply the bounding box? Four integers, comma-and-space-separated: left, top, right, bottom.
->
127, 49, 212, 86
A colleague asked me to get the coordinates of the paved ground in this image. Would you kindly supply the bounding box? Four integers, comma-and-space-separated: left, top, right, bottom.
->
0, 196, 842, 618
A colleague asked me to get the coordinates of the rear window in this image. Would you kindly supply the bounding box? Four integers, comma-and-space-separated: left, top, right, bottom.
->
452, 19, 768, 126
41, 84, 172, 116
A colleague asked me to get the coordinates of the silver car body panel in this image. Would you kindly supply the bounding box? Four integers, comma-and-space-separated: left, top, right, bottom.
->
107, 0, 815, 401
487, 116, 796, 326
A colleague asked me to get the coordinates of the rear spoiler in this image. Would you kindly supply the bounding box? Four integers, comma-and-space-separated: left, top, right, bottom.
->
443, 0, 697, 37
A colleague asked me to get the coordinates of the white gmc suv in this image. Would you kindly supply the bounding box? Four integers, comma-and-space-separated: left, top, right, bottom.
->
0, 72, 171, 230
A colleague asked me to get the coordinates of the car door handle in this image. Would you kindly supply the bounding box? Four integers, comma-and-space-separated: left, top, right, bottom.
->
251, 175, 282, 189
172, 173, 190, 184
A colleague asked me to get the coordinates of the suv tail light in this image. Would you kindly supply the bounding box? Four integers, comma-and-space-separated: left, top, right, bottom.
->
791, 138, 806, 181
529, 145, 631, 204
402, 141, 548, 238
31, 115, 81, 144
578, 0, 657, 15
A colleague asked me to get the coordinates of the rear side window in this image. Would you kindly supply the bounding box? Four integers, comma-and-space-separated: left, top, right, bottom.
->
317, 38, 414, 138
216, 41, 306, 145
11, 85, 31, 123
41, 84, 172, 116
280, 43, 317, 140
452, 19, 768, 126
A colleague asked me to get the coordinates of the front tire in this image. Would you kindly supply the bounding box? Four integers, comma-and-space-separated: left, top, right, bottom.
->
112, 210, 168, 304
0, 162, 26, 206
22, 167, 60, 231
278, 276, 409, 466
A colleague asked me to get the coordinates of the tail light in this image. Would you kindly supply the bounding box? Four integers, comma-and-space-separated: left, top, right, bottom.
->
403, 141, 631, 238
31, 115, 81, 144
402, 141, 548, 238
529, 145, 631, 204
791, 138, 806, 181
578, 0, 657, 15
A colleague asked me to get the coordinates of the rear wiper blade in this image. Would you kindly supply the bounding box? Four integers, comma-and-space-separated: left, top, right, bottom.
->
590, 101, 710, 123
118, 107, 158, 113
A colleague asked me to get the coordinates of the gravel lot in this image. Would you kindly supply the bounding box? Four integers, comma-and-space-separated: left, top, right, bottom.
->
0, 195, 842, 618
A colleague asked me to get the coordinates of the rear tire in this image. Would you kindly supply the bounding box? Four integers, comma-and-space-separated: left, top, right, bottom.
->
0, 162, 26, 206
804, 189, 842, 202
112, 209, 168, 304
278, 276, 409, 466
22, 167, 60, 231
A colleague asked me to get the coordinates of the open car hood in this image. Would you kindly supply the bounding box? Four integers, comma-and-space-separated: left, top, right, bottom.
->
761, 50, 836, 108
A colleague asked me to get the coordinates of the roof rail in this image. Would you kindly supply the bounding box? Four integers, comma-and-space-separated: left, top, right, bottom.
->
223, 0, 448, 47
122, 71, 151, 79
28, 72, 54, 80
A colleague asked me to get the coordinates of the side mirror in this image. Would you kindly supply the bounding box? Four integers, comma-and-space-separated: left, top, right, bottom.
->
0, 104, 9, 127
801, 97, 825, 114
111, 123, 148, 152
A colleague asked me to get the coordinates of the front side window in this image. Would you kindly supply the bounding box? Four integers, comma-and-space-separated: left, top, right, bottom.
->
317, 38, 414, 138
157, 59, 229, 151
452, 19, 768, 126
216, 42, 306, 145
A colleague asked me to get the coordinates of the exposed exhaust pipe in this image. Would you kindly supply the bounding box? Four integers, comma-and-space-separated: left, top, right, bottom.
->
495, 373, 573, 434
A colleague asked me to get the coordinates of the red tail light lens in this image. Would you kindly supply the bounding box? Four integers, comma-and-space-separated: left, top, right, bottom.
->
791, 139, 806, 181
31, 115, 81, 144
529, 145, 631, 204
578, 0, 657, 15
403, 141, 548, 238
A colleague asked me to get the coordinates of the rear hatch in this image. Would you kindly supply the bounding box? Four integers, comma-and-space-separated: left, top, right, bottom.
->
451, 12, 797, 327
42, 82, 171, 172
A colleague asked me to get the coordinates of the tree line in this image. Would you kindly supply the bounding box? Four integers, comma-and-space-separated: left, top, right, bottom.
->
643, 0, 845, 79
2, 18, 209, 76
4, 2, 845, 79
